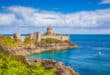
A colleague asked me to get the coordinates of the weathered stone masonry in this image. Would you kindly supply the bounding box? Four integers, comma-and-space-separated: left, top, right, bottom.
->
13, 26, 69, 42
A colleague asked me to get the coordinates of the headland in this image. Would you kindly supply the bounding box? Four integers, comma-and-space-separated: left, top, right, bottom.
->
0, 26, 78, 75
0, 26, 78, 56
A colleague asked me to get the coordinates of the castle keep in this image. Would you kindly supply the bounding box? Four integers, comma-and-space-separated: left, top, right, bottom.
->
13, 26, 69, 42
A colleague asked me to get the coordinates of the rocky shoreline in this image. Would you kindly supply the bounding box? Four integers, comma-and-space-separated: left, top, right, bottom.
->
0, 43, 78, 75
0, 26, 78, 75
0, 43, 78, 56
27, 59, 78, 75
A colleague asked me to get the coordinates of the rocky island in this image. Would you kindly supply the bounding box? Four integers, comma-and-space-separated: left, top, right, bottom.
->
0, 26, 78, 75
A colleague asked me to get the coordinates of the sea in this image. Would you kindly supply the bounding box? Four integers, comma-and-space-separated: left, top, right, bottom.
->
3, 34, 110, 75
28, 34, 110, 75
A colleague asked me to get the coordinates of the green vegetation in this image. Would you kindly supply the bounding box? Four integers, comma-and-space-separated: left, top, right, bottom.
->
64, 40, 71, 44
0, 36, 55, 75
39, 38, 62, 45
0, 50, 55, 75
24, 37, 35, 45
0, 35, 17, 47
0, 35, 71, 47
39, 38, 71, 45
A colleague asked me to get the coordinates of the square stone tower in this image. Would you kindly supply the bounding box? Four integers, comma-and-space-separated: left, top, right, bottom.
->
13, 33, 21, 42
29, 32, 41, 42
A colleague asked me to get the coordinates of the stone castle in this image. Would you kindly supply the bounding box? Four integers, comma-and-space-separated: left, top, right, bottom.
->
13, 26, 69, 42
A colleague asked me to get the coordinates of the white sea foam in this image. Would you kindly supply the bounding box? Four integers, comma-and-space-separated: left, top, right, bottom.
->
98, 51, 104, 56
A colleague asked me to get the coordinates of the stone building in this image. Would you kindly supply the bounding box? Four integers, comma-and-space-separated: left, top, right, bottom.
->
13, 33, 25, 42
29, 32, 41, 42
42, 26, 69, 41
13, 33, 21, 41
13, 26, 69, 42
44, 26, 56, 35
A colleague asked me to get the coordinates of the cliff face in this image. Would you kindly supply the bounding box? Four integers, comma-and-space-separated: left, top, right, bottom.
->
0, 42, 78, 56
0, 34, 78, 56
27, 59, 78, 75
0, 35, 78, 75
0, 44, 78, 75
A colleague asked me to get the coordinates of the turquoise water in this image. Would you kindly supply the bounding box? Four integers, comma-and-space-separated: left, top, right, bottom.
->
28, 35, 110, 75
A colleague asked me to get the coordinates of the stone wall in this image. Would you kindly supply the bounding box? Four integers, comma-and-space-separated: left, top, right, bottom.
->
13, 33, 25, 42
12, 26, 70, 42
42, 35, 69, 41
29, 32, 41, 41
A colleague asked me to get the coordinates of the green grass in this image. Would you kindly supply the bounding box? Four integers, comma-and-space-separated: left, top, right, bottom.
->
0, 50, 55, 75
0, 36, 55, 75
39, 38, 71, 45
24, 37, 35, 45
0, 36, 17, 47
39, 38, 63, 45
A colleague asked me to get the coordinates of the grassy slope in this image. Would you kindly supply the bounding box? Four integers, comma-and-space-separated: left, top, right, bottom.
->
0, 35, 74, 75
0, 35, 55, 75
0, 35, 17, 47
0, 49, 55, 75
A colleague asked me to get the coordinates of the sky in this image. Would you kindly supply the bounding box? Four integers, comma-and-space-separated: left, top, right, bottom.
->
0, 0, 110, 34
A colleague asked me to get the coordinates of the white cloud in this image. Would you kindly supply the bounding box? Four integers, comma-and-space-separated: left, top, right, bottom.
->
0, 14, 16, 25
99, 0, 110, 4
0, 6, 110, 34
8, 6, 37, 14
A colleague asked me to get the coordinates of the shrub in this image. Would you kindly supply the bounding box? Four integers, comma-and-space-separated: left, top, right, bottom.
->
0, 50, 55, 75
0, 36, 17, 47
24, 37, 35, 45
39, 38, 62, 45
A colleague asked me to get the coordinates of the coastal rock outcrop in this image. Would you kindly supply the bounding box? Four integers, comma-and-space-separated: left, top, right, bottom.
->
0, 26, 79, 75
0, 39, 78, 75
0, 26, 78, 56
0, 42, 78, 56
27, 59, 78, 75
0, 44, 78, 75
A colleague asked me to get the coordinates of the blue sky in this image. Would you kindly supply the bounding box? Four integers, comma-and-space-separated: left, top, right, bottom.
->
0, 0, 110, 34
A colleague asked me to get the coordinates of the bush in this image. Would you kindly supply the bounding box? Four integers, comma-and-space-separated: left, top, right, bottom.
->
39, 38, 62, 45
0, 36, 17, 47
24, 37, 34, 45
0, 50, 55, 75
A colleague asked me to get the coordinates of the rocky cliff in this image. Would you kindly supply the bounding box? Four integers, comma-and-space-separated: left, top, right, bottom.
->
27, 59, 78, 75
0, 43, 78, 75
0, 42, 78, 56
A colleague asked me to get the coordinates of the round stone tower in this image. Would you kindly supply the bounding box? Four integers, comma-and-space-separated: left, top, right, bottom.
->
47, 26, 53, 35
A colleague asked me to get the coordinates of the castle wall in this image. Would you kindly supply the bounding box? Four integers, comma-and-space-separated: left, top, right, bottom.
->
60, 36, 70, 41
13, 26, 70, 42
36, 32, 41, 42
41, 35, 69, 41
13, 33, 25, 42
20, 36, 26, 42
29, 32, 41, 42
